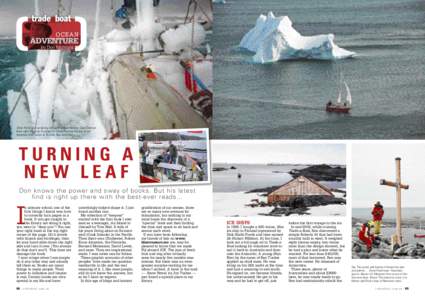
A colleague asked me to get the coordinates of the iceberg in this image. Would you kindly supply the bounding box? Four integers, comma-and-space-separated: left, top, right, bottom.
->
239, 12, 355, 63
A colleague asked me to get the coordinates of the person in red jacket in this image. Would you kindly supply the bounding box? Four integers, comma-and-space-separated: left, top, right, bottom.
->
371, 201, 384, 235
358, 223, 375, 252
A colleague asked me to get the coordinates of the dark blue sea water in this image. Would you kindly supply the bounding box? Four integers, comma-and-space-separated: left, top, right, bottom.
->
213, 0, 425, 139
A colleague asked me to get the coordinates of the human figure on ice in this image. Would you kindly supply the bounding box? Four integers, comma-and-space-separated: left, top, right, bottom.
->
358, 223, 376, 252
370, 201, 384, 235
167, 141, 178, 164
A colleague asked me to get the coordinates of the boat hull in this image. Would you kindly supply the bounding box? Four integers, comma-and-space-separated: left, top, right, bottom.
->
326, 105, 351, 114
140, 175, 160, 184
414, 234, 425, 238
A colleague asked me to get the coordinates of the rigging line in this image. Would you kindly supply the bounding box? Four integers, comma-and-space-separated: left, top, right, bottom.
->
184, 0, 212, 25
195, 1, 212, 25
184, 0, 195, 24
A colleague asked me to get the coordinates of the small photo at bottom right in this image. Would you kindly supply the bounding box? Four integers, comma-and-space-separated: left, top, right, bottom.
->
352, 143, 425, 259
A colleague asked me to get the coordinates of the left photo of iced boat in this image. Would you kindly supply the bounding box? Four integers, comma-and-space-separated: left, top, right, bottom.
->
0, 0, 213, 139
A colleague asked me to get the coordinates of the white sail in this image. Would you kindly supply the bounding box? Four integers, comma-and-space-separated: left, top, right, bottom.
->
344, 81, 352, 105
336, 90, 341, 104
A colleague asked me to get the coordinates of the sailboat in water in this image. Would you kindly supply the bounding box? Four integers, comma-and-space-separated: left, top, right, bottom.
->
326, 81, 352, 113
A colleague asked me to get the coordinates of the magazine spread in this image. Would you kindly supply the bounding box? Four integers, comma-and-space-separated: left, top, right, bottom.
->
0, 1, 424, 300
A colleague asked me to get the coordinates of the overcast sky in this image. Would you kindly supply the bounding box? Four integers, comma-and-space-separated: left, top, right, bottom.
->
212, 141, 346, 165
0, 0, 212, 36
352, 143, 425, 208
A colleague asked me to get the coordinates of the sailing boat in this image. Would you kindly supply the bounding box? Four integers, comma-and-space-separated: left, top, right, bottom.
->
326, 81, 352, 113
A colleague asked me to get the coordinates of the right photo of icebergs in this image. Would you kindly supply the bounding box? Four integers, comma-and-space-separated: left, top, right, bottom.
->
212, 0, 425, 139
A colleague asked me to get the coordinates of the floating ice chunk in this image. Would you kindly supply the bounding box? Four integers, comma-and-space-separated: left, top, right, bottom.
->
240, 12, 355, 63
160, 23, 206, 54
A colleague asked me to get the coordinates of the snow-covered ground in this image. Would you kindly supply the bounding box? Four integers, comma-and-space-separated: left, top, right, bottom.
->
214, 191, 346, 217
307, 204, 345, 216
214, 192, 273, 217
240, 12, 355, 63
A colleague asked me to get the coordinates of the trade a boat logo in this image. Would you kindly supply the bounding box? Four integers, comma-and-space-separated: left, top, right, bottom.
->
16, 15, 87, 51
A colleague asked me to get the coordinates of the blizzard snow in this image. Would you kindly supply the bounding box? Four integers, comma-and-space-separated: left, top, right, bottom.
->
240, 12, 355, 63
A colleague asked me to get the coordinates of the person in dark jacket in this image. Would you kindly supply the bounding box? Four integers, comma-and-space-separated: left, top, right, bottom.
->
167, 141, 177, 164
139, 141, 150, 163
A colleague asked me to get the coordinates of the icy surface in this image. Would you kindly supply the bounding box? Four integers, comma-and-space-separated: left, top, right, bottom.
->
146, 51, 212, 98
161, 23, 206, 54
23, 63, 40, 124
214, 192, 273, 217
240, 12, 355, 63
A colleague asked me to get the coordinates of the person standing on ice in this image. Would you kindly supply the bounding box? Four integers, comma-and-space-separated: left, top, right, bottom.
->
358, 223, 375, 252
371, 201, 384, 235
167, 141, 178, 164
140, 140, 150, 163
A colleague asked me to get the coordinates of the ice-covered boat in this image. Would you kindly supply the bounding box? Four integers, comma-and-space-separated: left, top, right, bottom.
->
6, 0, 213, 139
